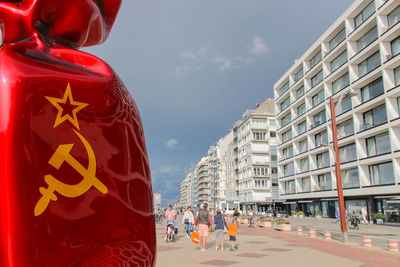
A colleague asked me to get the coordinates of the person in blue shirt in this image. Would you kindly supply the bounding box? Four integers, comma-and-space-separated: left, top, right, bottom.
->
214, 209, 228, 251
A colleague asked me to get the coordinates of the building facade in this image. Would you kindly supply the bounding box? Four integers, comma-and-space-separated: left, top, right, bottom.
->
274, 0, 400, 223
180, 173, 192, 208
236, 99, 279, 213
195, 157, 210, 206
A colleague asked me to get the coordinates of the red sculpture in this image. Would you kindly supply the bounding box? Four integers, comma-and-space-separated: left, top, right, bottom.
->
0, 0, 156, 266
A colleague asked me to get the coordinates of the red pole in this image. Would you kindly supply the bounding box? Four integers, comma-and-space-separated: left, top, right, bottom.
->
330, 97, 348, 242
213, 174, 216, 215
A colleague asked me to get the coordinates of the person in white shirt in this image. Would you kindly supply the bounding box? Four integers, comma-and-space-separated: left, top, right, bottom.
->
182, 207, 194, 239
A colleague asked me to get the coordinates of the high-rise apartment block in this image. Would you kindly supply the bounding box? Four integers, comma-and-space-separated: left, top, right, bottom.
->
274, 0, 400, 222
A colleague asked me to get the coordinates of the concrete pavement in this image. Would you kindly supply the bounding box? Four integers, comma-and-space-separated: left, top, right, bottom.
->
155, 219, 400, 267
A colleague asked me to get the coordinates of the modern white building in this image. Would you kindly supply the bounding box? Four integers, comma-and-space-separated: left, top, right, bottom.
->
195, 157, 210, 206
235, 99, 279, 213
180, 173, 193, 208
274, 0, 400, 223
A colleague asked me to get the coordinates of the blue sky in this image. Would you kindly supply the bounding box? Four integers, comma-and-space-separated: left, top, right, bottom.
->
84, 0, 353, 206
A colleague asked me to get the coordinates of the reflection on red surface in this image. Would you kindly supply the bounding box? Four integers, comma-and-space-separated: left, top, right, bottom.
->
0, 0, 156, 266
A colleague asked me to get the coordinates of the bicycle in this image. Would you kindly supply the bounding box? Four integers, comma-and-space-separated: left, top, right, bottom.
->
248, 217, 255, 228
348, 216, 360, 230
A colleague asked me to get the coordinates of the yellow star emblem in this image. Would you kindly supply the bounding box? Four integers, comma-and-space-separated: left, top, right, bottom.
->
45, 83, 88, 130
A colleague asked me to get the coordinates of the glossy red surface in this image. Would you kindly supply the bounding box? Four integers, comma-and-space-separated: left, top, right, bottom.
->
0, 1, 156, 266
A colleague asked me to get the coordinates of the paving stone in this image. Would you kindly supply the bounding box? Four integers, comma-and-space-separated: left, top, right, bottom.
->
199, 259, 240, 266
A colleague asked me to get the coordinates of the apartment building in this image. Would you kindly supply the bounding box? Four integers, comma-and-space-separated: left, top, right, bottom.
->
222, 132, 240, 210
236, 99, 279, 213
195, 157, 210, 206
180, 173, 192, 208
274, 0, 400, 223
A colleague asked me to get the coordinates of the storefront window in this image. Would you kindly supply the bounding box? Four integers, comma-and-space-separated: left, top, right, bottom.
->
383, 200, 400, 223
345, 199, 368, 219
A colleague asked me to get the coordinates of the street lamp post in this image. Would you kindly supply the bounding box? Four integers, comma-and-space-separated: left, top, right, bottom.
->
329, 97, 349, 242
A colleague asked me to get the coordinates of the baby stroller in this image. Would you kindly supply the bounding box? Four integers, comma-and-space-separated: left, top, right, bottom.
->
165, 220, 178, 242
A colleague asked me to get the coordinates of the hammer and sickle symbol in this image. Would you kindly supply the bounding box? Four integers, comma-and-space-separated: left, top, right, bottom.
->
34, 129, 108, 216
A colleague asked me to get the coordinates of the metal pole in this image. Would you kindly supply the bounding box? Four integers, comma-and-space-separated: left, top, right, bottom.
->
330, 97, 349, 242
213, 173, 216, 215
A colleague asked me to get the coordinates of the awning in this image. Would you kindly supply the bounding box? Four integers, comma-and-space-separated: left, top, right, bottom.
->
298, 200, 314, 203
283, 202, 297, 204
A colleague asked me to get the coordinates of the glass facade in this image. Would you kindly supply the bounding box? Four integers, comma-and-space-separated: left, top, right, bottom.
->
313, 110, 326, 126
299, 139, 308, 153
311, 70, 324, 88
361, 77, 384, 102
369, 161, 395, 185
298, 120, 307, 135
280, 96, 290, 112
339, 143, 356, 163
284, 163, 294, 177
284, 180, 295, 194
332, 72, 350, 94
362, 104, 387, 130
315, 130, 328, 147
300, 177, 311, 192
330, 50, 348, 72
316, 151, 330, 168
310, 51, 322, 69
282, 129, 292, 143
354, 1, 375, 29
299, 157, 309, 172
391, 35, 400, 56
297, 102, 306, 116
356, 26, 378, 53
312, 89, 325, 107
316, 173, 332, 191
341, 168, 360, 188
329, 28, 346, 52
278, 81, 290, 97
388, 5, 400, 28
366, 132, 391, 156
294, 68, 303, 83
335, 95, 352, 115
281, 113, 291, 127
395, 66, 400, 86
358, 51, 381, 78
337, 119, 354, 139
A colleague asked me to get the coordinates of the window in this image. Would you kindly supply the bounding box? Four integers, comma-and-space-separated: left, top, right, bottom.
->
332, 72, 350, 94
388, 5, 400, 28
299, 158, 309, 172
284, 180, 295, 194
362, 104, 387, 130
296, 86, 305, 99
341, 168, 360, 188
299, 139, 308, 153
395, 66, 400, 86
297, 120, 307, 134
297, 102, 306, 116
369, 161, 395, 185
281, 113, 291, 127
366, 132, 391, 156
339, 143, 356, 163
361, 77, 384, 102
282, 146, 293, 158
271, 155, 277, 162
337, 119, 354, 139
358, 51, 381, 77
312, 89, 325, 107
278, 81, 290, 96
316, 173, 332, 191
253, 131, 266, 141
356, 26, 378, 52
310, 51, 322, 69
280, 97, 290, 112
335, 95, 352, 115
313, 110, 326, 127
294, 68, 304, 82
354, 1, 375, 29
269, 120, 276, 126
281, 129, 292, 143
330, 50, 348, 72
329, 28, 346, 52
391, 36, 400, 57
316, 151, 330, 168
311, 70, 324, 88
315, 130, 328, 147
283, 162, 294, 176
300, 177, 311, 192
270, 131, 276, 137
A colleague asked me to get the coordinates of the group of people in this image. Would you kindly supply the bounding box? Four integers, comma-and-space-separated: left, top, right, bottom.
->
180, 204, 240, 251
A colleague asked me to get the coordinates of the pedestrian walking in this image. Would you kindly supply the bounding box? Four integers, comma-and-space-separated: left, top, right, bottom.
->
228, 218, 239, 251
361, 207, 369, 224
214, 209, 228, 251
196, 203, 210, 251
182, 207, 194, 239
233, 209, 240, 219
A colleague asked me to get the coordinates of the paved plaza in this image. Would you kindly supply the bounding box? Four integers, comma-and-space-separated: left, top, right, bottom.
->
156, 218, 400, 267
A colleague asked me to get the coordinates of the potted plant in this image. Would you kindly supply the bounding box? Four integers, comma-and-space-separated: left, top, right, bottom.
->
259, 217, 272, 228
297, 211, 304, 219
291, 210, 297, 218
273, 218, 291, 232
375, 213, 385, 225
315, 211, 322, 220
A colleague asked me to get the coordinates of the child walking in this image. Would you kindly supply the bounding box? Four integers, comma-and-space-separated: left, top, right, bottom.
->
228, 218, 239, 251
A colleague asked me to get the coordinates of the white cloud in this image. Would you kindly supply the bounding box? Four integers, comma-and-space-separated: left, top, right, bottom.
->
213, 56, 235, 71
250, 36, 267, 55
180, 47, 212, 60
173, 63, 204, 76
165, 138, 179, 149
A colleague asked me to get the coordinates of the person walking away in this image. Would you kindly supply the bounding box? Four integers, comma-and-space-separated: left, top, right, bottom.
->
361, 207, 369, 224
196, 203, 210, 251
228, 218, 239, 251
335, 208, 340, 223
214, 209, 228, 251
248, 209, 254, 227
182, 207, 194, 239
233, 209, 240, 219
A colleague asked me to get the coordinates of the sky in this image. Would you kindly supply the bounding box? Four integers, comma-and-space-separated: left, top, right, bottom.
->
84, 0, 354, 206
